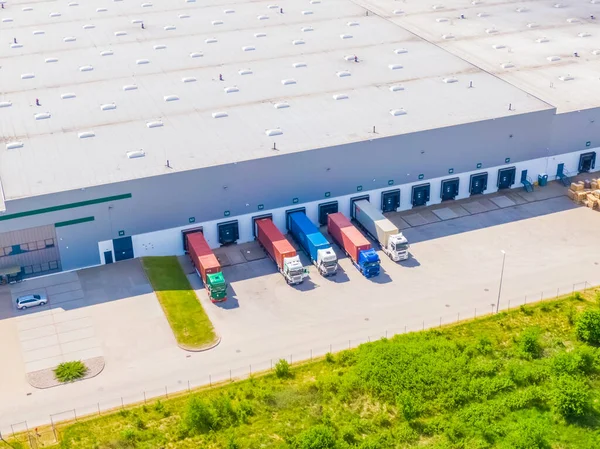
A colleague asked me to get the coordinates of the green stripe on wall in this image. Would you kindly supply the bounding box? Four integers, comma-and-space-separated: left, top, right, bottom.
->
55, 216, 95, 228
0, 193, 132, 222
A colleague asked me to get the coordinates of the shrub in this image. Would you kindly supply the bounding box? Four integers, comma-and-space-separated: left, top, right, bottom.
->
185, 397, 217, 433
154, 400, 165, 413
325, 352, 335, 363
575, 310, 600, 345
54, 361, 87, 382
520, 305, 533, 316
573, 292, 584, 301
396, 391, 422, 421
120, 428, 137, 443
518, 328, 543, 359
566, 306, 577, 325
275, 359, 291, 378
551, 346, 598, 376
551, 375, 590, 419
503, 420, 549, 449
133, 416, 145, 430
293, 425, 336, 449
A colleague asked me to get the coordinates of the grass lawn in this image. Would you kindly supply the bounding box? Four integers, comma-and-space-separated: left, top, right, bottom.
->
29, 288, 600, 449
142, 256, 217, 350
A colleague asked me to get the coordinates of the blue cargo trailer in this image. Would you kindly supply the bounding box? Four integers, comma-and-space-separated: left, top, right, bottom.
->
288, 212, 338, 276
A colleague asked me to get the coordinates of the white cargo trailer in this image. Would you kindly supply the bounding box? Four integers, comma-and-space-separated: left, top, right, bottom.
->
353, 200, 409, 261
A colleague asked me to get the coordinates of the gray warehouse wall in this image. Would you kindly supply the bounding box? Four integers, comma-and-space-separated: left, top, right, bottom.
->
0, 108, 561, 270
549, 107, 600, 155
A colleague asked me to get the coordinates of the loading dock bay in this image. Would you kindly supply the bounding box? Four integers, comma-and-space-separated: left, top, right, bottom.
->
1, 180, 600, 431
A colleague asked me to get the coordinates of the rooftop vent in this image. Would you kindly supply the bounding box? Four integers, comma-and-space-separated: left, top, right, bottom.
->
78, 131, 95, 139
527, 23, 538, 28
223, 9, 235, 13
6, 142, 24, 150
212, 111, 228, 118
96, 7, 107, 12
21, 73, 35, 79
190, 52, 203, 58
443, 77, 458, 83
212, 20, 223, 25
131, 19, 143, 24
127, 150, 146, 159
432, 5, 444, 10
332, 94, 348, 100
310, 0, 321, 3
336, 71, 351, 77
2, 18, 13, 23
146, 121, 163, 128
33, 30, 45, 35
471, 0, 482, 4
164, 95, 179, 102
501, 62, 515, 68
442, 34, 455, 39
274, 102, 290, 109
255, 33, 267, 38
115, 31, 127, 36
123, 84, 138, 91
340, 34, 353, 39
536, 37, 549, 43
302, 26, 314, 32
389, 64, 403, 70
486, 28, 498, 34
547, 55, 561, 61
592, 50, 600, 55
205, 38, 217, 43
436, 18, 448, 22
154, 45, 167, 50
347, 21, 359, 26
257, 15, 269, 20
567, 18, 580, 23
164, 26, 176, 31
182, 77, 197, 83
477, 12, 489, 17
10, 43, 23, 49
180, 14, 191, 18
281, 79, 297, 85
267, 4, 279, 9
578, 32, 591, 37
389, 85, 405, 92
292, 62, 307, 68
302, 10, 313, 15
515, 7, 528, 12
292, 39, 305, 45
224, 86, 239, 93
394, 48, 408, 54
393, 9, 404, 15
242, 46, 256, 51
390, 109, 406, 116
35, 112, 51, 120
0, 101, 12, 108
141, 2, 153, 7
61, 93, 76, 99
83, 24, 95, 29
64, 37, 76, 42
553, 3, 566, 7
558, 75, 574, 81
492, 44, 506, 49
136, 59, 150, 65
23, 7, 33, 11
101, 103, 117, 110
238, 69, 252, 75
79, 65, 93, 72
344, 55, 355, 61
265, 129, 283, 137
68, 1, 79, 5
49, 12, 61, 17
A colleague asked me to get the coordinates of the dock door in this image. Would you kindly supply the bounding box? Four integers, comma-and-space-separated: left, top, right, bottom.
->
318, 201, 338, 225
497, 167, 516, 190
381, 189, 400, 213
578, 152, 596, 173
440, 178, 459, 201
411, 184, 430, 207
470, 172, 488, 195
217, 220, 239, 245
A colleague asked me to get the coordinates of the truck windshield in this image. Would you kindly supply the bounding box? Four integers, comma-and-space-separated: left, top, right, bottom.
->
323, 261, 337, 268
365, 262, 380, 268
393, 243, 409, 252
291, 269, 304, 277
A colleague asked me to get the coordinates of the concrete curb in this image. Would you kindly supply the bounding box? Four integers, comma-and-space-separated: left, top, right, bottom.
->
27, 356, 105, 389
178, 335, 221, 352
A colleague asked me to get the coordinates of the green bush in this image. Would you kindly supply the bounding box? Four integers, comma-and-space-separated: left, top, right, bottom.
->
396, 391, 422, 421
120, 428, 137, 443
551, 347, 598, 376
503, 420, 549, 449
275, 359, 291, 378
185, 397, 217, 433
325, 352, 335, 363
551, 375, 590, 419
54, 361, 88, 382
518, 328, 543, 359
575, 310, 600, 345
293, 425, 336, 449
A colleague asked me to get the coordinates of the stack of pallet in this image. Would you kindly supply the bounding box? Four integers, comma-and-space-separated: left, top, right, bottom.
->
567, 180, 600, 210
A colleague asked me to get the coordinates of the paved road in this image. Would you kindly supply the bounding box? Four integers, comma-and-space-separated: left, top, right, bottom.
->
1, 194, 600, 434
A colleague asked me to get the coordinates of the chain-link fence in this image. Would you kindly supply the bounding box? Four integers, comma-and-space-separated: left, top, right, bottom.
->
2, 280, 596, 448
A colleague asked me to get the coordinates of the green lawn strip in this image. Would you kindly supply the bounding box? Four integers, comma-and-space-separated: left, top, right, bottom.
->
38, 288, 600, 449
142, 256, 217, 349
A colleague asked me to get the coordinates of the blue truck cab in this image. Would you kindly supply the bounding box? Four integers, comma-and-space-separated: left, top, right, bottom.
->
288, 212, 338, 276
358, 248, 381, 278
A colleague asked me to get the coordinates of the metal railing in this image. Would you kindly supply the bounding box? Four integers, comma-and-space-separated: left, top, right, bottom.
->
1, 280, 596, 448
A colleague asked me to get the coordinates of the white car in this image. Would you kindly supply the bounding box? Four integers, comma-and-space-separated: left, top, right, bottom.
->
16, 294, 48, 310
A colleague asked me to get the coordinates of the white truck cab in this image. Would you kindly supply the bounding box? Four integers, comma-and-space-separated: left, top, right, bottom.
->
316, 247, 338, 276
384, 233, 410, 262
283, 255, 308, 285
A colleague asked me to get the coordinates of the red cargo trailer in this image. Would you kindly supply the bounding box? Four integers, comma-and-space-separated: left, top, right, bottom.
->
186, 232, 221, 283
327, 212, 371, 263
255, 218, 297, 269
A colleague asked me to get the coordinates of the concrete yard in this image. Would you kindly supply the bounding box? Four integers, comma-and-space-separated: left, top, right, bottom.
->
1, 187, 600, 433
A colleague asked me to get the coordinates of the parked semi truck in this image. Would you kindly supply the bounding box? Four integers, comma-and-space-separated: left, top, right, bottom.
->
327, 212, 380, 278
256, 218, 307, 285
186, 232, 227, 302
288, 211, 338, 276
353, 200, 409, 262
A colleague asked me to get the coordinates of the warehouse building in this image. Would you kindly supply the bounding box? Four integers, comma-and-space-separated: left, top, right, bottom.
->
0, 0, 598, 277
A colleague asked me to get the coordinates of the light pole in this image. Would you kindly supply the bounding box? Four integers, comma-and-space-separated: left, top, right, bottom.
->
496, 250, 506, 313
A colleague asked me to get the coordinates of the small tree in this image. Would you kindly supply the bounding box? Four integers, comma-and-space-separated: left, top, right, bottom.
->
185, 397, 217, 433
552, 375, 590, 419
575, 310, 600, 345
293, 425, 336, 449
54, 361, 87, 382
275, 359, 291, 378
518, 327, 543, 359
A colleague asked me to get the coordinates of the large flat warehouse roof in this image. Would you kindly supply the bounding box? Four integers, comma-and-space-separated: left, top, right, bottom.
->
0, 0, 552, 200
360, 0, 600, 113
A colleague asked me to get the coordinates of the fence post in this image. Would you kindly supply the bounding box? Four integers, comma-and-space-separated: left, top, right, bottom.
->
525, 295, 527, 305
165, 386, 168, 399
422, 321, 424, 330
475, 308, 477, 318
572, 284, 575, 294
457, 312, 460, 323
508, 300, 510, 310
556, 288, 559, 299
143, 391, 147, 404
329, 344, 332, 353
74, 408, 77, 421
404, 325, 406, 333
50, 416, 57, 441
310, 349, 312, 361
584, 281, 588, 292
209, 375, 212, 387
386, 330, 388, 338
439, 317, 442, 328
230, 369, 232, 381
97, 403, 101, 416
121, 397, 125, 409
188, 380, 190, 392
540, 291, 543, 301
290, 354, 293, 364
249, 364, 252, 376
348, 340, 351, 349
